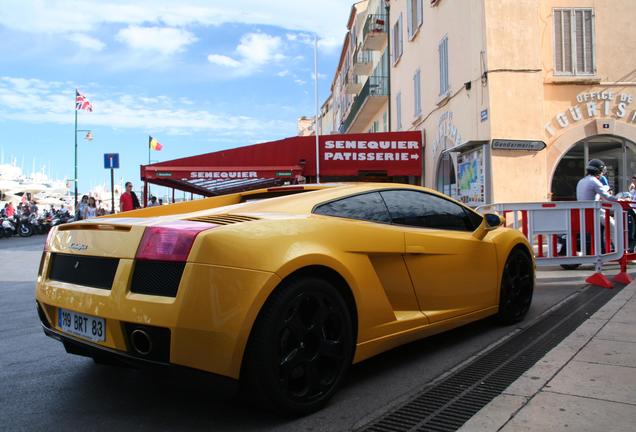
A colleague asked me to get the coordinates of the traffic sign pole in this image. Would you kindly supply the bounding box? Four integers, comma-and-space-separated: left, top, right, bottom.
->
104, 153, 120, 213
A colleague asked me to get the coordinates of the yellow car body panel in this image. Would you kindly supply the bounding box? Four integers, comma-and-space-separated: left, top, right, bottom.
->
35, 183, 533, 381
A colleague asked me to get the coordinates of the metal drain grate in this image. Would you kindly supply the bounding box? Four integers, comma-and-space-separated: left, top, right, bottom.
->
358, 284, 624, 432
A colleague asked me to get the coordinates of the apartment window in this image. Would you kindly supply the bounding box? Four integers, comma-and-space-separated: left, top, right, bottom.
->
392, 13, 403, 64
383, 111, 388, 132
438, 36, 449, 96
554, 8, 595, 75
413, 69, 422, 117
407, 0, 423, 39
396, 92, 403, 130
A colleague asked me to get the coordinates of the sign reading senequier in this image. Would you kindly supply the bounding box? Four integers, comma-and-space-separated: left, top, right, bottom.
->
323, 140, 420, 161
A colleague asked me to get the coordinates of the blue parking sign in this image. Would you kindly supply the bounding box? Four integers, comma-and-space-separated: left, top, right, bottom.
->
104, 153, 119, 169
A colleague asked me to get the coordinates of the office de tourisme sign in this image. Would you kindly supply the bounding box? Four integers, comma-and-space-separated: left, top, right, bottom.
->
545, 91, 636, 137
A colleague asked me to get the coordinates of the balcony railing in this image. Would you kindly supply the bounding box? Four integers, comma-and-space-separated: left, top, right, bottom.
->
362, 14, 387, 51
344, 74, 363, 94
352, 47, 373, 76
339, 75, 388, 133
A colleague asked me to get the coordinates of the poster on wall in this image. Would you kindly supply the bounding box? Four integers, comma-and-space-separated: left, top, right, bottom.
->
456, 146, 486, 207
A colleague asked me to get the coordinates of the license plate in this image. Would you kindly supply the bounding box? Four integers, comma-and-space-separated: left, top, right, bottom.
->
58, 308, 106, 342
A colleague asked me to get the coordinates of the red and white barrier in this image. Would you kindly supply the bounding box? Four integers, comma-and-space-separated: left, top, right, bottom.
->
477, 201, 626, 288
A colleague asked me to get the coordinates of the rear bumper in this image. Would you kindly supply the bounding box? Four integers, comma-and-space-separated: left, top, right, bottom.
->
35, 255, 282, 379
41, 324, 238, 391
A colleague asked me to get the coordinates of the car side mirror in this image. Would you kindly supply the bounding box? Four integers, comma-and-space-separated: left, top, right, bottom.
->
473, 213, 503, 240
485, 213, 503, 228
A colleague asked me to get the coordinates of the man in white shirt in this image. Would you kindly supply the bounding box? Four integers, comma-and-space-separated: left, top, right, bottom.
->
576, 159, 616, 251
576, 159, 615, 201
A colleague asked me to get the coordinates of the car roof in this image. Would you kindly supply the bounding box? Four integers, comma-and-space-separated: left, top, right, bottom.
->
213, 182, 447, 216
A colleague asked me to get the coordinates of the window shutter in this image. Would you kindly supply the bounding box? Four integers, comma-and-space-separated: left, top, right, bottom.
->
399, 14, 404, 56
563, 11, 573, 73
407, 1, 413, 39
584, 10, 594, 73
439, 40, 444, 95
554, 10, 563, 72
575, 10, 585, 73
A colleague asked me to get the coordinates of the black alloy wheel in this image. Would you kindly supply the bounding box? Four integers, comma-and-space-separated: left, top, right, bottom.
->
243, 276, 354, 415
498, 248, 534, 324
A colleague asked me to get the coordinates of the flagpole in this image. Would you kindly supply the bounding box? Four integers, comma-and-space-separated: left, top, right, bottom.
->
147, 136, 151, 200
74, 90, 78, 211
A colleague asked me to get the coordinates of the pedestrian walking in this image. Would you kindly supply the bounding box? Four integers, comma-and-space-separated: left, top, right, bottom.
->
77, 195, 89, 220
120, 182, 135, 212
83, 197, 97, 219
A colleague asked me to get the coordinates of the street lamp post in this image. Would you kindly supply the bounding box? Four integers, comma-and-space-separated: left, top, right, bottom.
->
74, 128, 92, 211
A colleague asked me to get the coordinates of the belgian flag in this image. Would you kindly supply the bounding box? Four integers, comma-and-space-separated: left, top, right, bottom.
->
149, 136, 163, 151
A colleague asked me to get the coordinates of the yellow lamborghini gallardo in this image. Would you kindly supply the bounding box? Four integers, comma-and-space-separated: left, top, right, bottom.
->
35, 183, 534, 414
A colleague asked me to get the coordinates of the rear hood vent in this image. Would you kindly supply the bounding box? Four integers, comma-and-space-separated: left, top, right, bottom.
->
186, 214, 260, 225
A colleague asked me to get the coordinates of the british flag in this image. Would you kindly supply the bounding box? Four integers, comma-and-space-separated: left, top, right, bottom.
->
75, 89, 93, 112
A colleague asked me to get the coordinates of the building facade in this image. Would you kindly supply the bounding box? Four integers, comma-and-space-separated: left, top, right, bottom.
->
323, 0, 636, 206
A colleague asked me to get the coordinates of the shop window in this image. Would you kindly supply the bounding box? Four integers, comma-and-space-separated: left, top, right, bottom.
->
392, 13, 403, 64
439, 36, 449, 96
383, 111, 388, 132
553, 8, 595, 75
407, 0, 423, 40
380, 190, 478, 231
413, 69, 422, 117
313, 192, 390, 223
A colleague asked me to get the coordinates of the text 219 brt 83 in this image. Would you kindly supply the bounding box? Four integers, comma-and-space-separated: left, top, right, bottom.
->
35, 183, 534, 415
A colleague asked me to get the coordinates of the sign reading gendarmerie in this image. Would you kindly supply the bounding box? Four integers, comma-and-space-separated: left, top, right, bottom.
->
491, 139, 546, 151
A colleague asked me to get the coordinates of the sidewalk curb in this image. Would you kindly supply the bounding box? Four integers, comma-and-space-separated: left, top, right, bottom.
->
458, 280, 636, 432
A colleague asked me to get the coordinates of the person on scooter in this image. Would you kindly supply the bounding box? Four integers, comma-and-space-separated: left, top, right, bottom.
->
576, 158, 617, 252
576, 159, 616, 201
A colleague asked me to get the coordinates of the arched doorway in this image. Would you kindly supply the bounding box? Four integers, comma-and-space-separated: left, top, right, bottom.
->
436, 151, 456, 197
551, 134, 636, 200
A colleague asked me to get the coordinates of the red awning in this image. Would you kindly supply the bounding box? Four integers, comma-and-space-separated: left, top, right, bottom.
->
141, 131, 423, 197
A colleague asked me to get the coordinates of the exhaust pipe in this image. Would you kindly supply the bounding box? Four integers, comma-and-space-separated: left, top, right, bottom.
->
130, 329, 153, 356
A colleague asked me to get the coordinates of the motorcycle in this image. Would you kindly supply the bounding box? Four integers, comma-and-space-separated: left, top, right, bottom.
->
18, 214, 33, 237
2, 217, 17, 237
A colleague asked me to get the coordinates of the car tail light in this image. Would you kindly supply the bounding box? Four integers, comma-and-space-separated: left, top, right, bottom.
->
135, 221, 212, 262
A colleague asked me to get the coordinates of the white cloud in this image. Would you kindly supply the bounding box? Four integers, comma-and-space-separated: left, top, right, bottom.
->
66, 33, 106, 51
236, 33, 284, 65
0, 76, 293, 137
207, 32, 285, 75
115, 26, 197, 55
0, 0, 348, 52
294, 79, 306, 86
276, 70, 290, 77
207, 54, 241, 68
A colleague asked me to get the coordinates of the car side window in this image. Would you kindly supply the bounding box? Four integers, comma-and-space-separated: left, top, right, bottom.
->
380, 190, 478, 231
314, 192, 391, 223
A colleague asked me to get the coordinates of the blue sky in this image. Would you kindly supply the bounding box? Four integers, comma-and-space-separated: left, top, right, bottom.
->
0, 0, 349, 198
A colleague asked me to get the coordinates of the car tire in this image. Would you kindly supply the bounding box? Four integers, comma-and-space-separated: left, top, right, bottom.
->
243, 276, 354, 416
497, 248, 534, 325
560, 264, 581, 270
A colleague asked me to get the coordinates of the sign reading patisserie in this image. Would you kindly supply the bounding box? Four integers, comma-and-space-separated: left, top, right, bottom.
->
323, 140, 420, 161
545, 91, 636, 137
